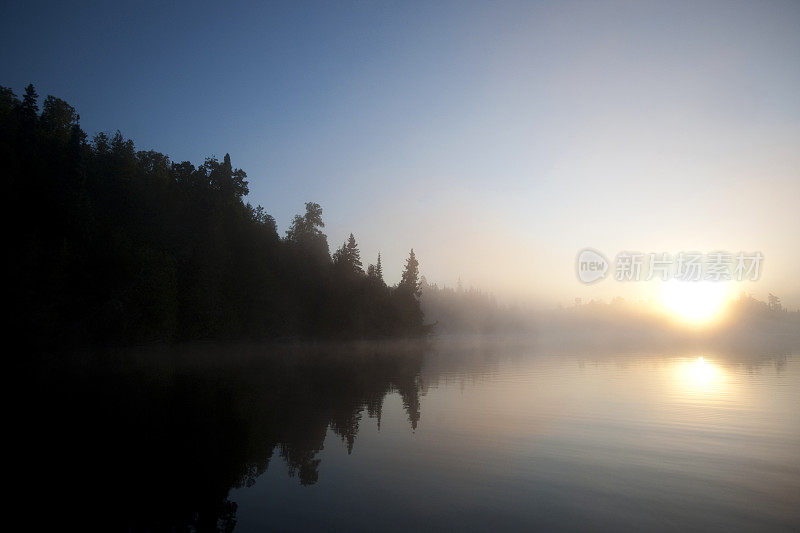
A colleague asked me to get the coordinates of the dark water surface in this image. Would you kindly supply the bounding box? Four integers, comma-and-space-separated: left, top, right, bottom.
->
18, 338, 800, 531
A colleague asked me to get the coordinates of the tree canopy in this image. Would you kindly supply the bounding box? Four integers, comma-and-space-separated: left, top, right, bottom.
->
4, 84, 426, 346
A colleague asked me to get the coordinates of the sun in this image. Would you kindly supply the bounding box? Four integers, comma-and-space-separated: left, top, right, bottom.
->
661, 280, 729, 323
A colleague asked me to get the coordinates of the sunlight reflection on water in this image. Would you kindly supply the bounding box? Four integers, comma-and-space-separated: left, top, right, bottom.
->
232, 344, 800, 532
677, 355, 725, 396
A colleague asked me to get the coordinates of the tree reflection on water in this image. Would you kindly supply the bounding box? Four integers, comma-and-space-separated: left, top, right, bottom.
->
15, 342, 426, 531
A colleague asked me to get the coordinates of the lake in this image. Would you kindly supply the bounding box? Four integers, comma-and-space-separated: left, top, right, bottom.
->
17, 338, 800, 531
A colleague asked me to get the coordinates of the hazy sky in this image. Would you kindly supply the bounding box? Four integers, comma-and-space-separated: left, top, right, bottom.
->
3, 1, 799, 307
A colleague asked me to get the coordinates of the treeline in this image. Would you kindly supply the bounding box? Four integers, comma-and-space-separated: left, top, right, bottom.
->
421, 274, 800, 352
3, 84, 424, 346
536, 293, 800, 354
420, 278, 528, 333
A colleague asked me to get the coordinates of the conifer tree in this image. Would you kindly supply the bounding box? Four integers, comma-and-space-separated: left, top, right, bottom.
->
20, 83, 38, 121
399, 249, 420, 297
375, 252, 383, 284
333, 233, 364, 276
346, 233, 362, 274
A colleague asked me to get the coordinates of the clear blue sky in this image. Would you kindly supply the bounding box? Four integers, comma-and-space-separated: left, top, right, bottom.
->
3, 1, 799, 305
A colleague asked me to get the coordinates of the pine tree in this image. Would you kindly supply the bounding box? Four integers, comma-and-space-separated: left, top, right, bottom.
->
20, 83, 39, 120
346, 233, 362, 274
332, 242, 348, 265
333, 233, 364, 276
399, 249, 420, 297
375, 252, 383, 284
18, 84, 39, 144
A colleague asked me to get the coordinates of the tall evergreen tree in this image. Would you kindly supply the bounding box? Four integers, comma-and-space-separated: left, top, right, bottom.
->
17, 84, 39, 152
20, 83, 38, 122
333, 233, 363, 277
346, 233, 362, 274
375, 252, 384, 284
399, 249, 421, 297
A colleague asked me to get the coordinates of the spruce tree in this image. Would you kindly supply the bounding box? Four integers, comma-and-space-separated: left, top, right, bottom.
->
399, 249, 420, 297
375, 252, 383, 284
333, 233, 363, 276
20, 83, 39, 120
18, 84, 39, 145
346, 233, 363, 274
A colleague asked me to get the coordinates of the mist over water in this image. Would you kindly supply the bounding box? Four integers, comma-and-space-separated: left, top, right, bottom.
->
19, 338, 799, 531
5, 2, 800, 531
234, 341, 800, 531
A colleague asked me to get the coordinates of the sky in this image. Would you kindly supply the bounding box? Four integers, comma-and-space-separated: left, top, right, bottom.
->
2, 0, 799, 307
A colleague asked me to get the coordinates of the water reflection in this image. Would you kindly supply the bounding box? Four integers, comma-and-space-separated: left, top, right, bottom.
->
16, 342, 427, 531
679, 356, 724, 394
14, 340, 800, 531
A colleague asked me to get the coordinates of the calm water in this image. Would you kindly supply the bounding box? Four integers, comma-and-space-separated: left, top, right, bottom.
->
19, 339, 800, 531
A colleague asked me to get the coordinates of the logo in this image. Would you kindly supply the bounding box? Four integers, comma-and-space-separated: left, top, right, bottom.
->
574, 249, 763, 283
576, 248, 609, 284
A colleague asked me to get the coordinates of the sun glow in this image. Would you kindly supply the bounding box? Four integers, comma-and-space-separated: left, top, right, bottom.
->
661, 280, 729, 323
685, 356, 717, 383
675, 356, 727, 397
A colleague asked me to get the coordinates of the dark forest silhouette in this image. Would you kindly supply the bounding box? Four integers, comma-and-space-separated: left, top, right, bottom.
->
3, 84, 425, 346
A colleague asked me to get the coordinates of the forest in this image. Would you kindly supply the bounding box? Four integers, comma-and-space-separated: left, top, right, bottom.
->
6, 83, 797, 350
3, 84, 426, 347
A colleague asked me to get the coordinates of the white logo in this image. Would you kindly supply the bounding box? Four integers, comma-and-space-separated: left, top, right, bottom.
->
576, 248, 609, 284
575, 249, 762, 283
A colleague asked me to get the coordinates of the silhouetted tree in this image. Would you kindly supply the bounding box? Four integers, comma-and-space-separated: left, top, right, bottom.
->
346, 233, 363, 273
388, 249, 424, 336
333, 233, 363, 276
20, 83, 38, 125
376, 252, 384, 284
399, 249, 421, 297
4, 84, 429, 344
